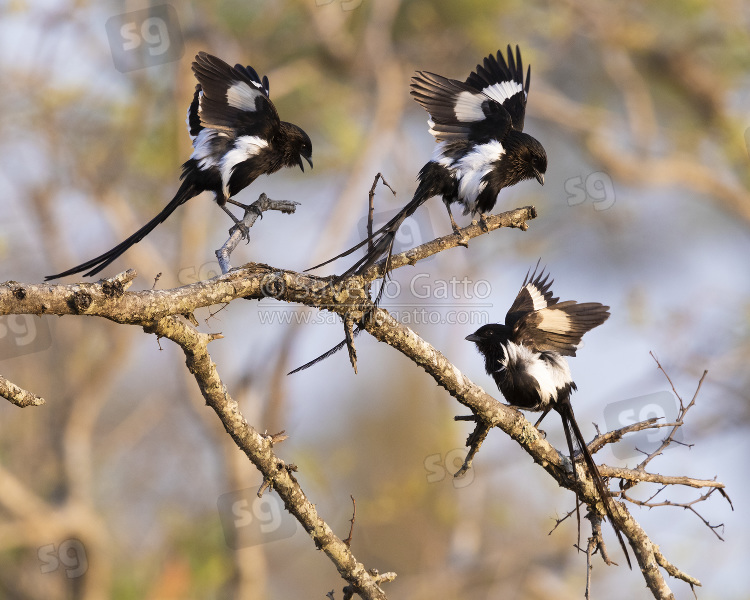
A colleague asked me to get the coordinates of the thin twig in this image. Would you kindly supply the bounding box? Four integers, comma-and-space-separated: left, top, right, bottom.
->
344, 495, 356, 547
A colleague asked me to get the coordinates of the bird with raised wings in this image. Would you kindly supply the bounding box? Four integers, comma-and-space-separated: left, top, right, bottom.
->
307, 45, 546, 280
47, 52, 312, 280
466, 264, 631, 568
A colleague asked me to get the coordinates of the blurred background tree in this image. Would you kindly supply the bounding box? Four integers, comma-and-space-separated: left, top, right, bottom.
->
0, 0, 748, 598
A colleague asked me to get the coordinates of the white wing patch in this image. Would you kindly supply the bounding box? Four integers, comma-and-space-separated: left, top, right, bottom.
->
453, 91, 486, 122
481, 81, 524, 106
220, 135, 268, 197
455, 140, 504, 211
537, 309, 572, 334
502, 342, 572, 403
427, 118, 438, 139
226, 81, 263, 111
524, 283, 548, 311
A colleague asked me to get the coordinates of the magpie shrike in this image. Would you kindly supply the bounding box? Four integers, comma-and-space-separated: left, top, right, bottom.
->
307, 45, 547, 280
46, 52, 312, 280
466, 264, 631, 568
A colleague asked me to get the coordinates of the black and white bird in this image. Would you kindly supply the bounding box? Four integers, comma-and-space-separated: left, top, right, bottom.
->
465, 264, 631, 568
46, 52, 312, 280
307, 45, 547, 280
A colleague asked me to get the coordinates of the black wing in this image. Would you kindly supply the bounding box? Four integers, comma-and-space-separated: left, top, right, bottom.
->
190, 52, 280, 140
410, 71, 512, 143
465, 45, 530, 131
513, 301, 610, 357
185, 84, 203, 140
505, 262, 558, 328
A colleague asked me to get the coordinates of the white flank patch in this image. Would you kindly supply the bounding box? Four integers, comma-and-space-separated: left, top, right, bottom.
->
481, 81, 524, 106
453, 91, 486, 122
538, 309, 572, 334
455, 140, 504, 210
226, 81, 262, 111
190, 128, 225, 169
502, 342, 572, 403
525, 283, 547, 311
220, 135, 268, 197
430, 141, 456, 169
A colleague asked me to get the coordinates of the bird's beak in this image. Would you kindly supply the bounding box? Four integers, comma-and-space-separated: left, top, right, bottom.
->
465, 333, 481, 342
535, 171, 545, 186
299, 155, 313, 172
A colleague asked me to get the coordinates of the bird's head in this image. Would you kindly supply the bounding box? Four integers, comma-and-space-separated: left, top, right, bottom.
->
297, 131, 313, 172
466, 324, 510, 351
522, 136, 547, 186
503, 131, 547, 187
466, 324, 511, 372
286, 124, 313, 172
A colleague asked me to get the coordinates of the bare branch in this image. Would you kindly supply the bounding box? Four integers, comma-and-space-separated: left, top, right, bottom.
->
344, 495, 356, 548
587, 417, 678, 455
216, 193, 300, 274
142, 315, 393, 599
0, 374, 45, 407
453, 416, 492, 479
636, 354, 708, 472
0, 202, 727, 598
622, 487, 727, 541
360, 206, 537, 282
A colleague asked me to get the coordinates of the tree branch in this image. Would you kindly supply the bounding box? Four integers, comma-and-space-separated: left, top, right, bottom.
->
141, 315, 393, 599
0, 202, 726, 598
0, 374, 45, 407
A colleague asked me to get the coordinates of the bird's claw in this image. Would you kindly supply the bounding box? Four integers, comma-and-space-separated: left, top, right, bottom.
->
230, 221, 251, 240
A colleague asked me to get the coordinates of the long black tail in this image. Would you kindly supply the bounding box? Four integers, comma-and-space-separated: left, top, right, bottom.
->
305, 186, 430, 278
290, 189, 430, 375
556, 400, 632, 569
46, 179, 200, 280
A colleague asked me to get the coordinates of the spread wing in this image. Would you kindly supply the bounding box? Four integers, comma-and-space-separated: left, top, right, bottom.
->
465, 45, 530, 131
513, 301, 610, 356
189, 52, 280, 140
505, 262, 558, 328
410, 71, 512, 143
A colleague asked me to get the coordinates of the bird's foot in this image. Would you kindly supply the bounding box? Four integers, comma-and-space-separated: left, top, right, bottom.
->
220, 205, 251, 241
230, 221, 251, 240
